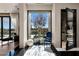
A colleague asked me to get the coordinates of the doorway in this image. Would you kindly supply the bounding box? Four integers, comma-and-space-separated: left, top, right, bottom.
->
61, 8, 77, 50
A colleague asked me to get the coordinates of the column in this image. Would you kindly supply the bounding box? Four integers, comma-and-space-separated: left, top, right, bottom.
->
19, 3, 27, 48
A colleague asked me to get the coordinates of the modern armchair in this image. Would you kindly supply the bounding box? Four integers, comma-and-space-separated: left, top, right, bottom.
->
44, 32, 52, 45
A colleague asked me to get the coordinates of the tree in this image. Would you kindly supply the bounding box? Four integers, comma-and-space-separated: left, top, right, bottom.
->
33, 14, 46, 37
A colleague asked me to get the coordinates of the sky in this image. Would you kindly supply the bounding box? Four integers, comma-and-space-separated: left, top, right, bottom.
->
31, 12, 48, 28
0, 17, 15, 29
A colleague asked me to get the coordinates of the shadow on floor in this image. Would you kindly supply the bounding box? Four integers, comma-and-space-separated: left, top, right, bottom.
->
51, 44, 79, 56
44, 46, 53, 53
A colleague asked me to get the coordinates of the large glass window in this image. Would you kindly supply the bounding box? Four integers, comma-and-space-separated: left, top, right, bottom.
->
3, 17, 10, 39
0, 16, 17, 46
0, 16, 11, 40
27, 11, 52, 45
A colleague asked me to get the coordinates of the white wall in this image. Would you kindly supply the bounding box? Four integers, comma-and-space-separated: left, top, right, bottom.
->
52, 4, 56, 47
0, 3, 18, 13
52, 3, 79, 48
27, 4, 52, 10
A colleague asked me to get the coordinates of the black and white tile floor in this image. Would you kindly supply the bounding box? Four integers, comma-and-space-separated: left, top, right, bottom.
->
24, 45, 56, 56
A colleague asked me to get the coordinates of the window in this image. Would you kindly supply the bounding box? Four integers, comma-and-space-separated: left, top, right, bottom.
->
0, 16, 11, 40
27, 11, 52, 44
3, 17, 10, 39
31, 12, 49, 37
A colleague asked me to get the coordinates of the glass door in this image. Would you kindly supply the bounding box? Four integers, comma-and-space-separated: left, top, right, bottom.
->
61, 8, 76, 50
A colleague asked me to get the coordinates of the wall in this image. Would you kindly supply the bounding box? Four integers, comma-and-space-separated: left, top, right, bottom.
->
10, 13, 19, 35
0, 3, 18, 13
27, 3, 52, 10
52, 3, 79, 48
0, 13, 10, 16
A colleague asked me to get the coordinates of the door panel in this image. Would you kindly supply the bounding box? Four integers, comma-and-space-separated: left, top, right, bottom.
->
61, 9, 77, 50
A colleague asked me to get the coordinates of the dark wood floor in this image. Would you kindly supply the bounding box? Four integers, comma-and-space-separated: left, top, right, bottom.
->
0, 41, 19, 56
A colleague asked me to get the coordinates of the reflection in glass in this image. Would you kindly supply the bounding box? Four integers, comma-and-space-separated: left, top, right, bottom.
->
68, 11, 73, 21
67, 11, 74, 48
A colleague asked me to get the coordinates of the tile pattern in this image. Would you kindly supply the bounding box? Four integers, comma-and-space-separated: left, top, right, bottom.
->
24, 45, 56, 56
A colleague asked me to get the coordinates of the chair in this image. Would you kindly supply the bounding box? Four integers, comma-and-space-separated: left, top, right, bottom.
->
44, 32, 52, 45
